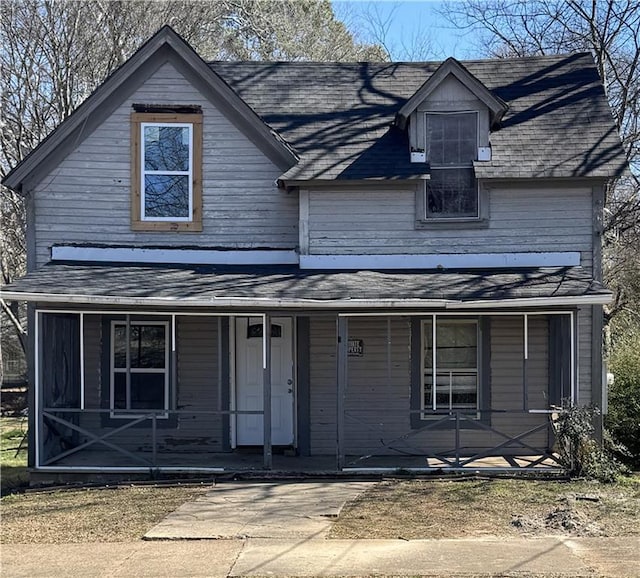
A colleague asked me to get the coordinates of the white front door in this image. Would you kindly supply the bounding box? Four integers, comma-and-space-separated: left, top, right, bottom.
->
235, 317, 294, 446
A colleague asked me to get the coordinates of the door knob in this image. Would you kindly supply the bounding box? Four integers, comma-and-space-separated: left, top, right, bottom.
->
287, 378, 293, 385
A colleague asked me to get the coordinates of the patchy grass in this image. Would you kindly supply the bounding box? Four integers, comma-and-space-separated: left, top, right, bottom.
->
1, 484, 210, 543
0, 417, 29, 495
330, 477, 640, 540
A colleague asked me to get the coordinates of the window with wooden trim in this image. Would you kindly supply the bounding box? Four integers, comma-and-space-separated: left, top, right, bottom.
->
131, 112, 202, 231
422, 318, 479, 416
425, 112, 479, 220
110, 321, 169, 417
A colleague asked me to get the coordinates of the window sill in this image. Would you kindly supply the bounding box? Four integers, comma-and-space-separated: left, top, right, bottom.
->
415, 218, 489, 230
131, 220, 202, 232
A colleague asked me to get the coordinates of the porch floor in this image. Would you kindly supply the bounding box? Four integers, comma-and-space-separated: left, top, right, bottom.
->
38, 450, 563, 473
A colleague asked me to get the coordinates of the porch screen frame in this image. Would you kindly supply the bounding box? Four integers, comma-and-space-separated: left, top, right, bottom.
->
33, 309, 272, 471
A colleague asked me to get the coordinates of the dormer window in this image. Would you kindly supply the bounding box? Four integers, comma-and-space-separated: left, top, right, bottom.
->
425, 112, 478, 219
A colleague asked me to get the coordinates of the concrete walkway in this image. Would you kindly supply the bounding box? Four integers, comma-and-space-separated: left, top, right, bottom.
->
2, 537, 639, 577
145, 481, 375, 539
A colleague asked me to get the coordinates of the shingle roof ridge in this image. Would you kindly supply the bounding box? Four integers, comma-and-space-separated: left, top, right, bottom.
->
208, 52, 591, 67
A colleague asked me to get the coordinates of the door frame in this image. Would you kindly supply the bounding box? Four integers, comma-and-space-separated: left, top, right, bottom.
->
229, 315, 297, 448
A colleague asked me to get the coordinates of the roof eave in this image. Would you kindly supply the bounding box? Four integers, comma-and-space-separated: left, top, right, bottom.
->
0, 290, 611, 309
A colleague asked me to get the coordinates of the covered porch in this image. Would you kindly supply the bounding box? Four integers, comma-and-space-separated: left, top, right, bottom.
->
2, 261, 609, 476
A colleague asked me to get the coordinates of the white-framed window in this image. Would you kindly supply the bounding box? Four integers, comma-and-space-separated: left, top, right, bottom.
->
425, 112, 479, 220
110, 321, 169, 417
141, 122, 193, 221
421, 318, 479, 416
131, 112, 203, 232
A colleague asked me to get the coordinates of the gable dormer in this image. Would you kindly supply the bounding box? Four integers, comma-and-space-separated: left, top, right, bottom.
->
396, 58, 508, 161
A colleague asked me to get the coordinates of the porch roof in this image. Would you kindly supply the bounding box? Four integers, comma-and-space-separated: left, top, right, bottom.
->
1, 262, 611, 309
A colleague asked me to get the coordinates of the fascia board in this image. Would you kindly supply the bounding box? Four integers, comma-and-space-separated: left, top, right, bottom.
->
0, 290, 610, 309
0, 291, 449, 309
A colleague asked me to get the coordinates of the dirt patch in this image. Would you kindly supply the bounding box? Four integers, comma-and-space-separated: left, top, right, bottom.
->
511, 496, 605, 536
330, 478, 640, 539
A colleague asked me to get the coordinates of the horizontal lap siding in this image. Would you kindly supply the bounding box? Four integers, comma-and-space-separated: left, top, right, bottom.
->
342, 317, 411, 455
309, 316, 412, 457
172, 317, 223, 452
33, 62, 297, 267
309, 316, 337, 455
578, 307, 592, 404
309, 315, 553, 457
490, 316, 549, 449
308, 186, 593, 271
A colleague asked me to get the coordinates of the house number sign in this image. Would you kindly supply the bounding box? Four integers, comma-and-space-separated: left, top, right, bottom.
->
348, 339, 364, 357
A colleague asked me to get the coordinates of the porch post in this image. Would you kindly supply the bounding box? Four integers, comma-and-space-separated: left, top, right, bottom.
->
34, 310, 42, 468
523, 314, 529, 411
262, 314, 272, 469
591, 305, 604, 442
79, 313, 85, 410
125, 314, 131, 409
337, 315, 348, 470
171, 315, 177, 410
570, 311, 576, 406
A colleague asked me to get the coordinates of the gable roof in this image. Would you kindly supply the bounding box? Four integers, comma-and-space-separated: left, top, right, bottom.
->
209, 53, 627, 182
4, 33, 628, 190
3, 26, 297, 192
395, 57, 508, 130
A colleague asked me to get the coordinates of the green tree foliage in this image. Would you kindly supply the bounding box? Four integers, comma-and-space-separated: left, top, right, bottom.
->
606, 315, 640, 469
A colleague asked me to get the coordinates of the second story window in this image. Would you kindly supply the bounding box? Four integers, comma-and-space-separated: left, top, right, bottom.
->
131, 110, 202, 231
425, 112, 478, 220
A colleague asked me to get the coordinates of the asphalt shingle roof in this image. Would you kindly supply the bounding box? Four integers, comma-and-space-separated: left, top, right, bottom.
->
210, 53, 627, 181
4, 262, 609, 306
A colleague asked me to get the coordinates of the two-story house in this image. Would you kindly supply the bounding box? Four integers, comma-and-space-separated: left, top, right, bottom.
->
1, 27, 627, 479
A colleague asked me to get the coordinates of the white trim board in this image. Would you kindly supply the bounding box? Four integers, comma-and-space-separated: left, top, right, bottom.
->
51, 245, 299, 265
299, 252, 581, 270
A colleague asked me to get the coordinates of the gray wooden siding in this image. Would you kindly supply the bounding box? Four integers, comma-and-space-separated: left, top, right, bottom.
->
309, 316, 338, 455
309, 314, 551, 457
578, 306, 592, 405
172, 316, 223, 452
342, 317, 412, 455
308, 185, 593, 271
32, 61, 298, 267
489, 316, 549, 449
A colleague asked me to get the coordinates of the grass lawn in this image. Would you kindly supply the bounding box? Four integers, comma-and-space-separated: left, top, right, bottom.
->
1, 483, 210, 543
0, 416, 29, 495
330, 477, 640, 539
1, 476, 638, 544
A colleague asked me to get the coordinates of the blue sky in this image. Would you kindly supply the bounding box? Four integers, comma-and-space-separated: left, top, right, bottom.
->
333, 1, 483, 60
